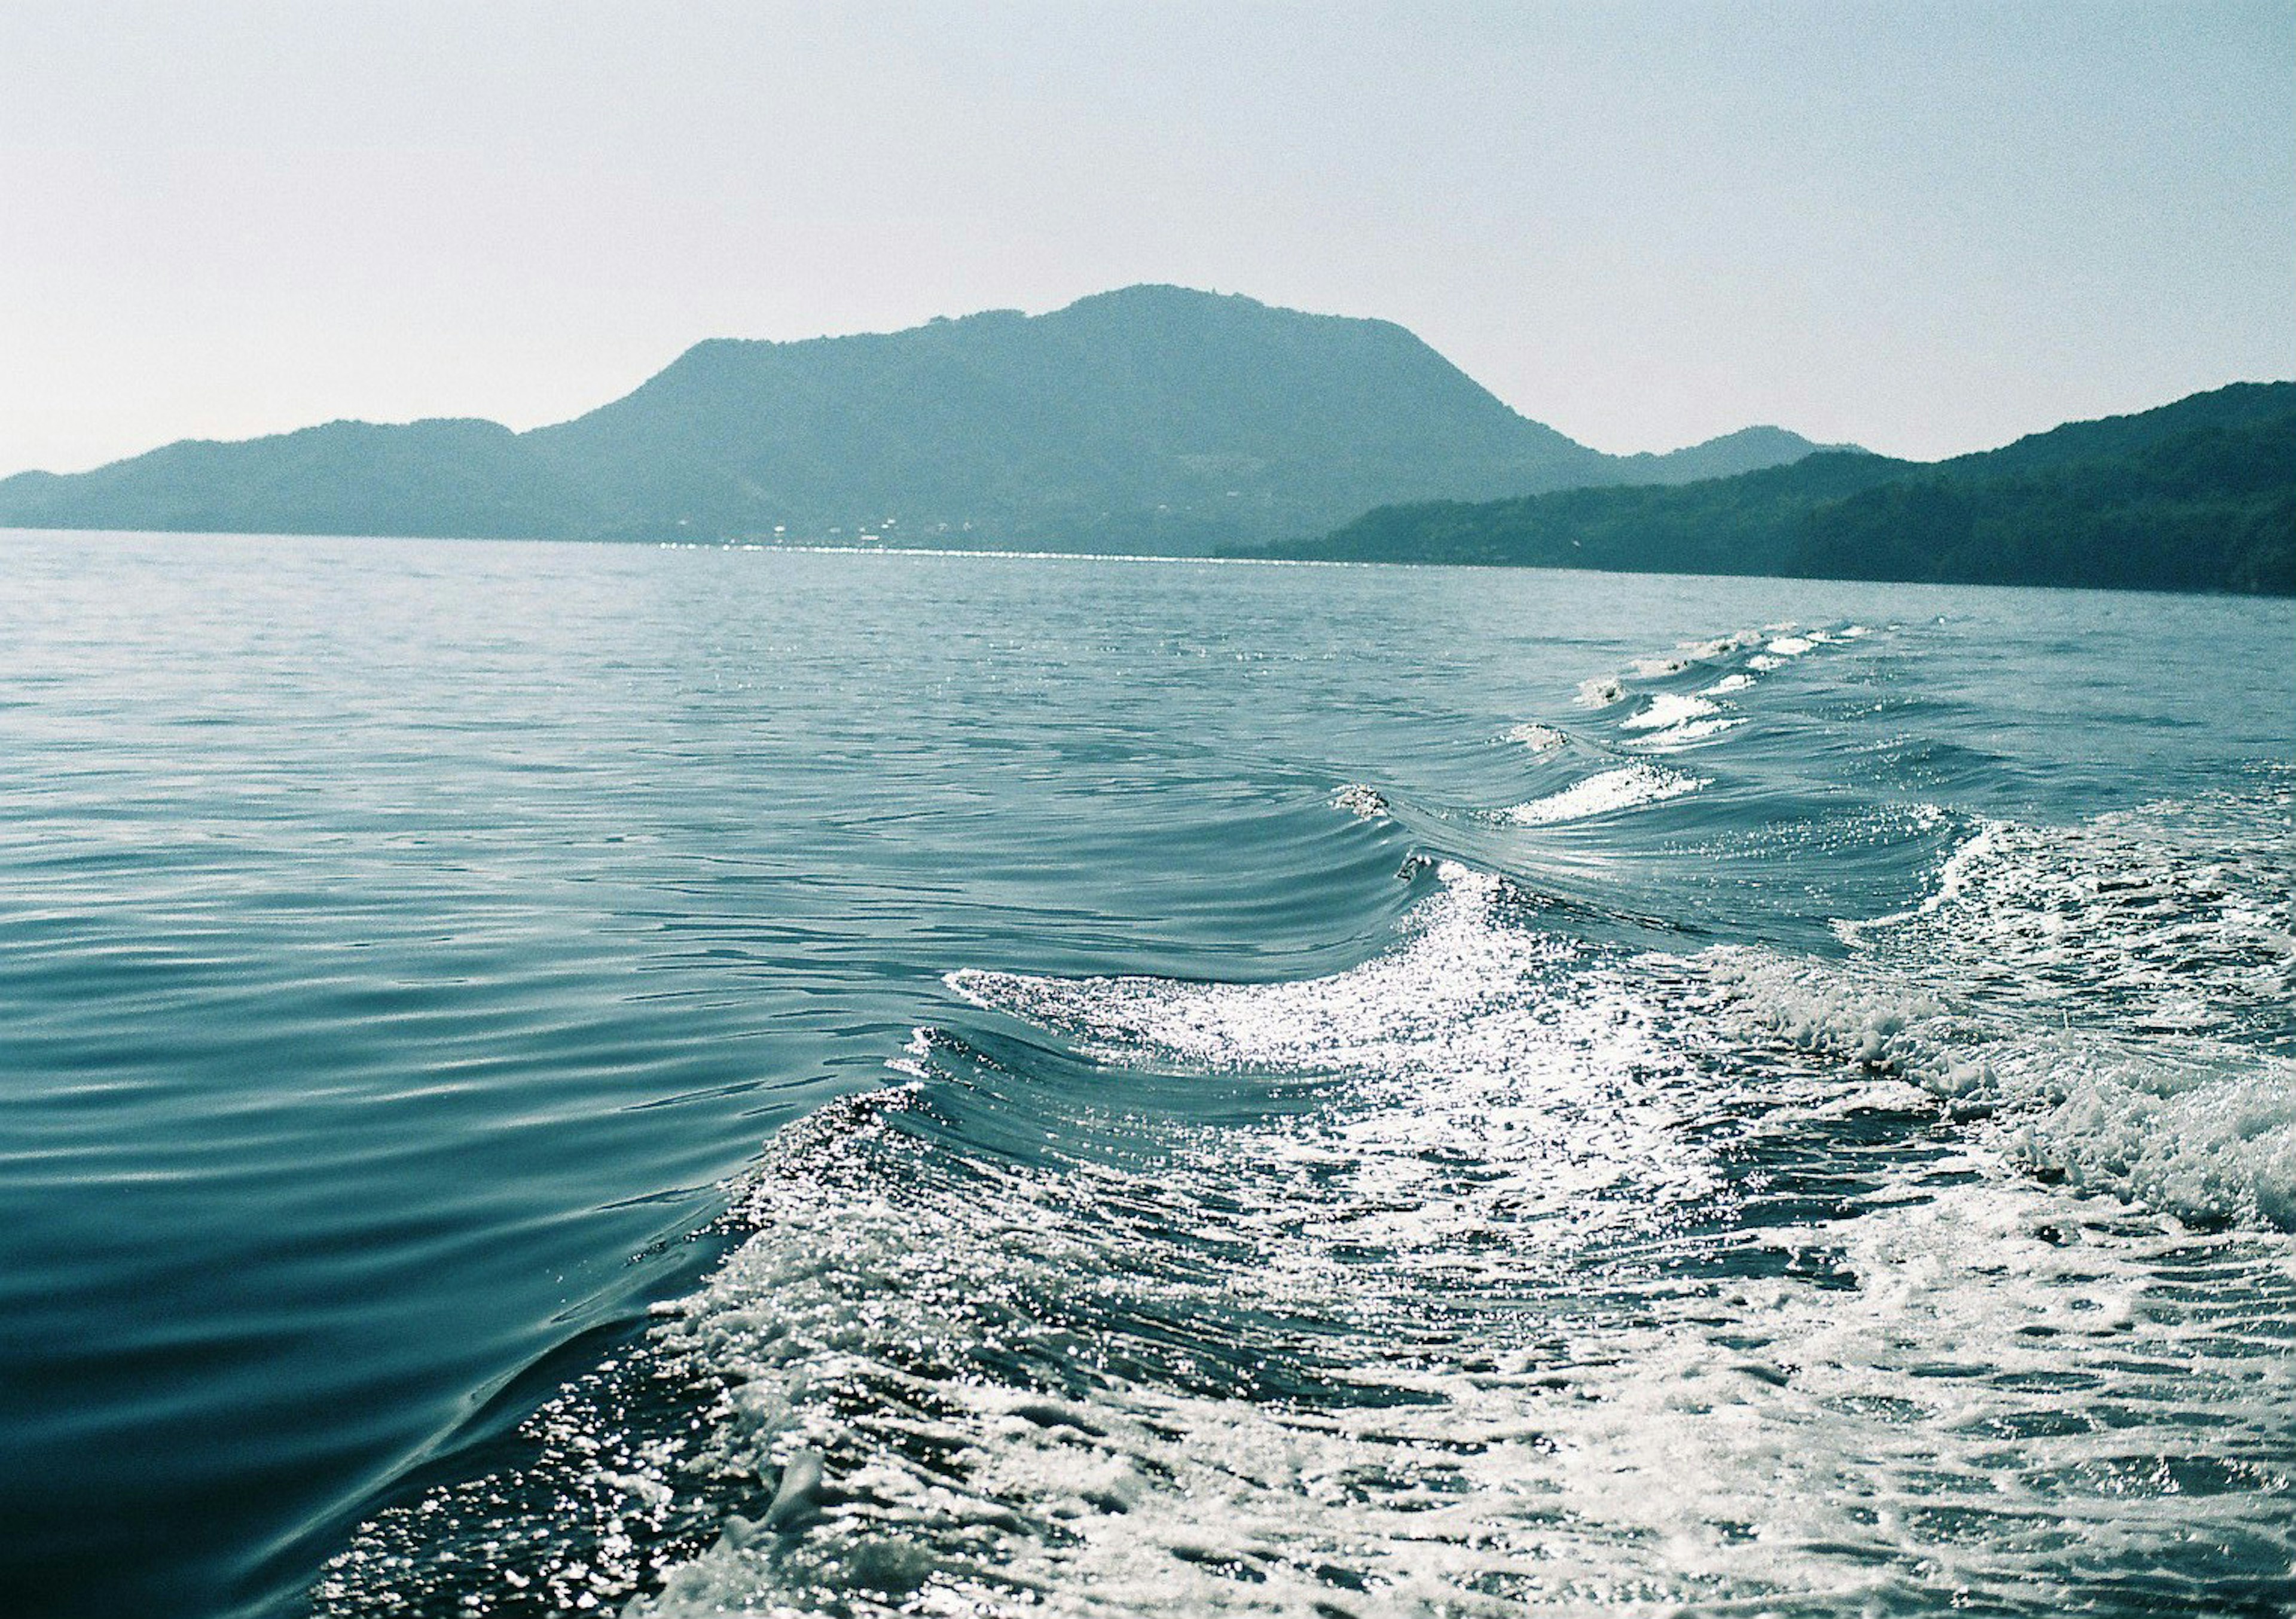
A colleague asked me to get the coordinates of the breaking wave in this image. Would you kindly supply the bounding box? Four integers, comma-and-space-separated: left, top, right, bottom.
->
313, 616, 2296, 1619
1506, 763, 1706, 825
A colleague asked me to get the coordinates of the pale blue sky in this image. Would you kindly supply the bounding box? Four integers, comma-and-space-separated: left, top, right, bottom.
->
2, 0, 2289, 473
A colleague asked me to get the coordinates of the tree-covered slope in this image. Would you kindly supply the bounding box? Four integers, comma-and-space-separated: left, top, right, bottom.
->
0, 419, 589, 540
521, 286, 1627, 545
0, 286, 1837, 549
1279, 382, 2295, 595
1791, 407, 2296, 593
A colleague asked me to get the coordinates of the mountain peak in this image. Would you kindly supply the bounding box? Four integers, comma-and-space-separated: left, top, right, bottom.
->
0, 288, 1842, 549
1053, 283, 1272, 317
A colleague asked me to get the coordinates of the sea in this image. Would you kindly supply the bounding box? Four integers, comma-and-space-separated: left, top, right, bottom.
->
2, 530, 2292, 1619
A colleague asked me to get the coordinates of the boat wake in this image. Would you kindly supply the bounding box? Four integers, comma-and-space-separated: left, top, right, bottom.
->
317, 626, 2296, 1618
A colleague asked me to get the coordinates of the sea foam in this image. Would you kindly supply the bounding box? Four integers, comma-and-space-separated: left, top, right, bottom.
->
1505, 763, 1705, 825
326, 859, 2296, 1617
1702, 786, 2296, 1231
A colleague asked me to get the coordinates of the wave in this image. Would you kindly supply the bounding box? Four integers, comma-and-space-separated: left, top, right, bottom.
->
1843, 789, 2296, 1050
1702, 946, 2296, 1230
313, 623, 2296, 1619
1620, 691, 1720, 732
1504, 722, 1569, 752
322, 839, 2296, 1617
1697, 780, 2296, 1232
1504, 763, 1706, 825
1555, 620, 1863, 754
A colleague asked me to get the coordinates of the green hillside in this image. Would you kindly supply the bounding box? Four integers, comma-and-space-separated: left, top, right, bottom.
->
0, 287, 1834, 551
1274, 382, 2295, 595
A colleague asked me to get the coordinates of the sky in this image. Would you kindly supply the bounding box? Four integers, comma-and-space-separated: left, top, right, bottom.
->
2, 0, 2289, 475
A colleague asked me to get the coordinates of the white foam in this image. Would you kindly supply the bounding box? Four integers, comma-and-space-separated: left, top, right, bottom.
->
323, 851, 2296, 1617
1704, 786, 2296, 1231
1330, 783, 1388, 819
1857, 799, 2296, 1040
2014, 1041, 2296, 1229
1503, 722, 1568, 753
1570, 620, 1859, 746
1626, 714, 1745, 748
637, 872, 2296, 1612
1620, 692, 1719, 731
1674, 632, 1757, 661
1706, 941, 2296, 1230
1505, 763, 1706, 825
1702, 948, 1995, 1098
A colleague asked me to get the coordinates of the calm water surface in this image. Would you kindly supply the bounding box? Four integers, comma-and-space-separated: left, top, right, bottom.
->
1, 533, 2291, 1617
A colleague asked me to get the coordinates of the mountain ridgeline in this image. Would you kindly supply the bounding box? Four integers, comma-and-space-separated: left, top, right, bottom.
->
0, 287, 1837, 553
1263, 381, 2296, 595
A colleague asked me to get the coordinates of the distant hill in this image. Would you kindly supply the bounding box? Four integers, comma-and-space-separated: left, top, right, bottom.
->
1270, 382, 2296, 595
0, 286, 1839, 551
1603, 424, 1860, 486
0, 419, 587, 542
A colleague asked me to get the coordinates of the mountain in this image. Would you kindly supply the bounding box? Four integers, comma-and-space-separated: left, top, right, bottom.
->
1604, 424, 1860, 485
0, 286, 1839, 551
0, 419, 588, 541
1270, 381, 2296, 595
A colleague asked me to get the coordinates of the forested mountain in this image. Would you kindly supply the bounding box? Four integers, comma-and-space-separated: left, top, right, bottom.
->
0, 286, 1834, 551
1273, 382, 2295, 595
0, 419, 584, 542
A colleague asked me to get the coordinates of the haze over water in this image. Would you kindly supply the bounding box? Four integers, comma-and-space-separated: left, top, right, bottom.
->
2, 531, 2292, 1617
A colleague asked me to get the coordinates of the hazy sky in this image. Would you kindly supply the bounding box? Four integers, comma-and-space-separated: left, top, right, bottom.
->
3, 0, 2289, 474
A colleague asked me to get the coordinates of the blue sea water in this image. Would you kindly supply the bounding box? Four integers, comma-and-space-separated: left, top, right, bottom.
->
1, 531, 2292, 1618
